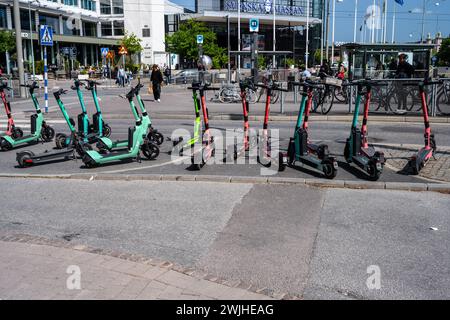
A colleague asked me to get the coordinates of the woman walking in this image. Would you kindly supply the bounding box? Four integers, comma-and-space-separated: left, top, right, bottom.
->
150, 64, 163, 102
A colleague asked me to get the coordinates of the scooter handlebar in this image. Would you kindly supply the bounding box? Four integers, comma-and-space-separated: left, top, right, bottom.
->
402, 80, 443, 87
342, 79, 388, 87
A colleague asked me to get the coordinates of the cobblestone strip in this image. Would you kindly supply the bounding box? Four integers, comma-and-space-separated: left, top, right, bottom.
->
0, 233, 300, 300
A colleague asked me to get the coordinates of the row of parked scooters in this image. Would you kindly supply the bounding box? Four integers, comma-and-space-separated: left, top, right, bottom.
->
0, 79, 164, 167
172, 77, 439, 180
0, 76, 439, 180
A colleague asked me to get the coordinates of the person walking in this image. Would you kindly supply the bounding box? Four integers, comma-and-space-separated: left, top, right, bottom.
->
118, 66, 126, 87
150, 64, 163, 102
395, 53, 414, 114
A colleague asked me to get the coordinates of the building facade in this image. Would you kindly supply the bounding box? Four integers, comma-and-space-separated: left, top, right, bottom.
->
0, 0, 183, 72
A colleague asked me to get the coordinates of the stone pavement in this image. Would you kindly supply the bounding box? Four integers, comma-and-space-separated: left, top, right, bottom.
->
380, 146, 450, 182
0, 240, 273, 300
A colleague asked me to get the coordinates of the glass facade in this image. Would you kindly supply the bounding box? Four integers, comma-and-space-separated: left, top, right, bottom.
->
113, 20, 124, 36
81, 0, 97, 11
101, 21, 112, 36
63, 18, 81, 35
100, 0, 112, 14
112, 0, 124, 15
63, 0, 78, 6
0, 6, 7, 29
83, 21, 97, 37
39, 14, 60, 34
19, 9, 35, 32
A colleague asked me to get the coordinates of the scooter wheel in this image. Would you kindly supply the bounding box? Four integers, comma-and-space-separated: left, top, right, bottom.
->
17, 151, 35, 167
149, 131, 164, 145
103, 124, 112, 137
12, 127, 24, 139
55, 134, 67, 149
41, 126, 55, 142
141, 142, 159, 160
0, 138, 12, 151
82, 155, 96, 168
322, 159, 337, 179
407, 158, 420, 175
367, 162, 382, 181
278, 152, 286, 172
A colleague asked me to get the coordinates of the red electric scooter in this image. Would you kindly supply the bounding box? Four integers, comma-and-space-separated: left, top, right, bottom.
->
0, 81, 23, 139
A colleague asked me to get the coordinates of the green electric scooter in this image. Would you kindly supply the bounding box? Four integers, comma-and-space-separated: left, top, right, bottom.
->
16, 88, 91, 167
96, 79, 163, 151
81, 86, 159, 167
56, 79, 111, 148
0, 82, 55, 151
170, 82, 202, 155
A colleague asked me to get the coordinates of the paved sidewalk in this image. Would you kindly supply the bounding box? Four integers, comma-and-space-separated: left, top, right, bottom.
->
0, 241, 272, 300
380, 146, 450, 182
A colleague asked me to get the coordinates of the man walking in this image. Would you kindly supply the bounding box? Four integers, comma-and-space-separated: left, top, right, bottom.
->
395, 53, 414, 114
150, 64, 163, 102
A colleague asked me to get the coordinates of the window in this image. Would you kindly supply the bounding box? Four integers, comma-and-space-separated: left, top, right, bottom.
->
81, 0, 96, 11
83, 21, 97, 37
113, 20, 124, 36
20, 9, 35, 32
0, 6, 7, 28
142, 28, 150, 37
63, 18, 81, 36
39, 14, 60, 34
100, 0, 111, 14
112, 0, 124, 15
63, 0, 78, 6
101, 21, 112, 36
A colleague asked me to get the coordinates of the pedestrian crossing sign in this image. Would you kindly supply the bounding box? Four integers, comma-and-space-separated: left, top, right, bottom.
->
40, 25, 53, 46
101, 48, 109, 57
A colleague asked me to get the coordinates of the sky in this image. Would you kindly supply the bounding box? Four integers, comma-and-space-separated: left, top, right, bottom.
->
170, 0, 450, 43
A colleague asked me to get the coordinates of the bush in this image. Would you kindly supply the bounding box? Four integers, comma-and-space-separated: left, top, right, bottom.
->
35, 60, 44, 74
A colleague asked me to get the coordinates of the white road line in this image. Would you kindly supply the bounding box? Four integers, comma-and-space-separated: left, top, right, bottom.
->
99, 156, 190, 174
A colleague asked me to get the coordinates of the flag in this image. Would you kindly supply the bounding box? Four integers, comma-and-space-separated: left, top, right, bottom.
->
394, 0, 404, 5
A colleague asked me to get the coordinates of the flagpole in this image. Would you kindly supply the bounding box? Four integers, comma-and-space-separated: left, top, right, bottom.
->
238, 0, 241, 75
306, 0, 309, 67
273, 0, 276, 68
391, 1, 396, 43
353, 0, 358, 43
371, 0, 375, 43
383, 0, 388, 43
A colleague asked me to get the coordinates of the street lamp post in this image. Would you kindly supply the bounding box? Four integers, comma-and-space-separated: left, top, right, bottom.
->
28, 0, 40, 80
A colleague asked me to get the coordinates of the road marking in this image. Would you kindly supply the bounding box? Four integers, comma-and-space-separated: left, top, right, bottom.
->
99, 156, 190, 174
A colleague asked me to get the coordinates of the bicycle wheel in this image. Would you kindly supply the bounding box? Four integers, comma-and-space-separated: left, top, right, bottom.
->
320, 85, 334, 115
436, 88, 450, 115
271, 90, 280, 104
247, 89, 257, 104
334, 86, 348, 103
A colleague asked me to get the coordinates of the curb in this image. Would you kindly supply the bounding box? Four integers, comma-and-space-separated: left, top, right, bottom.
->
0, 233, 298, 300
0, 172, 449, 194
374, 143, 450, 154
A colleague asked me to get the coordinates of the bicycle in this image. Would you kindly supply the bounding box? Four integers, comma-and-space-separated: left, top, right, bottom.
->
214, 82, 257, 103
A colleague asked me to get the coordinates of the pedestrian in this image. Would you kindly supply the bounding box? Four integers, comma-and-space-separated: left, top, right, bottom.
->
118, 66, 126, 87
150, 64, 163, 102
319, 60, 332, 79
163, 66, 171, 85
395, 53, 414, 114
336, 63, 346, 80
0, 65, 3, 77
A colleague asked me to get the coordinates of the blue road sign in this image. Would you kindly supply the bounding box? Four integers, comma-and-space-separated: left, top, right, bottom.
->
40, 25, 53, 46
101, 47, 109, 57
196, 35, 204, 44
250, 18, 259, 33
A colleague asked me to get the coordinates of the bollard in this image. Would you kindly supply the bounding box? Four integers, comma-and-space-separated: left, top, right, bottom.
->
294, 85, 298, 104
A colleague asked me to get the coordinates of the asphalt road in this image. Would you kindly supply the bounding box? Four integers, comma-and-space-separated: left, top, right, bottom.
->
1, 177, 449, 299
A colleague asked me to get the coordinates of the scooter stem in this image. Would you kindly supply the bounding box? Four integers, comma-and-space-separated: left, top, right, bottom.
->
419, 85, 431, 149
361, 85, 371, 149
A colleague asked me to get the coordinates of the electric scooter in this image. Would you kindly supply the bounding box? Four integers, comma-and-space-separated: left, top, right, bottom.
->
343, 79, 386, 180
0, 81, 23, 138
96, 79, 163, 152
0, 82, 55, 151
81, 86, 159, 167
189, 82, 219, 170
224, 77, 258, 162
56, 79, 111, 148
170, 82, 202, 156
403, 79, 441, 174
255, 80, 288, 167
16, 88, 91, 167
279, 80, 338, 178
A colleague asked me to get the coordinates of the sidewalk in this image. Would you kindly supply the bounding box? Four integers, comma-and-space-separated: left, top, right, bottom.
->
0, 240, 272, 300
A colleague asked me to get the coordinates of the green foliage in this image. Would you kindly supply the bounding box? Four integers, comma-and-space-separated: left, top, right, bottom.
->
35, 60, 44, 74
258, 55, 267, 69
282, 58, 296, 67
0, 30, 15, 53
120, 32, 143, 55
125, 62, 141, 73
314, 49, 322, 65
437, 38, 450, 66
165, 19, 227, 69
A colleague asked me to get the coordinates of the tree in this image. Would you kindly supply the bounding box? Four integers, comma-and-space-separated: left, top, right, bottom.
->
437, 38, 450, 66
166, 19, 227, 69
0, 30, 16, 71
120, 32, 143, 55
